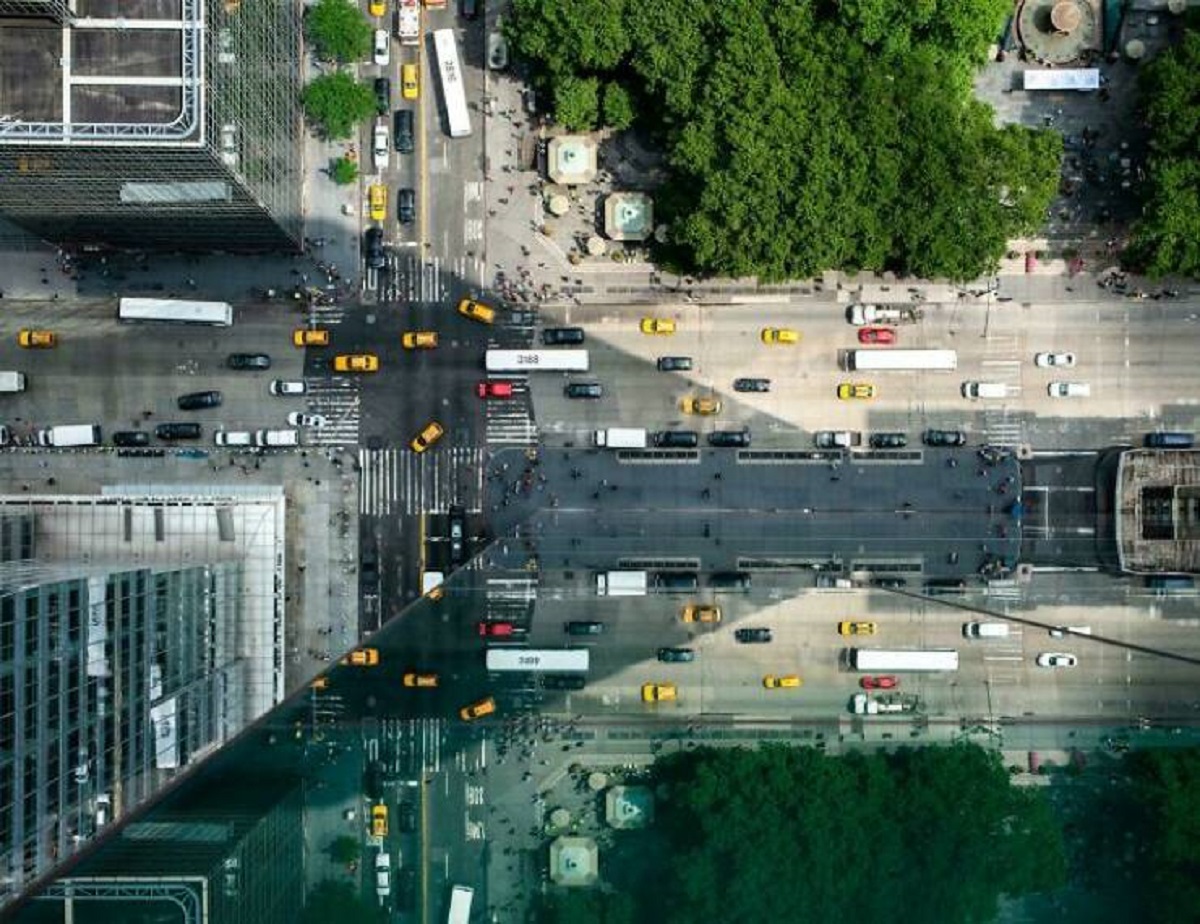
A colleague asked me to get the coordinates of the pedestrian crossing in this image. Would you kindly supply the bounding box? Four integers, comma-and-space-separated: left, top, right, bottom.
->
365, 717, 445, 777
485, 382, 538, 445
376, 253, 487, 304
359, 446, 486, 516
302, 379, 361, 446
305, 302, 351, 325
979, 336, 1023, 446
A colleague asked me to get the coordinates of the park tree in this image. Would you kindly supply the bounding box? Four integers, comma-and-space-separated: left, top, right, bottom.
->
302, 73, 377, 140
553, 76, 600, 132
301, 881, 377, 924
305, 0, 372, 64
601, 83, 635, 131
330, 156, 359, 185
1126, 749, 1200, 924
507, 0, 630, 77
327, 835, 360, 864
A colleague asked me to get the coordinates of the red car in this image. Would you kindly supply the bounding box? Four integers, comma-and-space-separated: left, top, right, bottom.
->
857, 327, 896, 345
476, 381, 515, 399
478, 621, 515, 637
860, 675, 898, 690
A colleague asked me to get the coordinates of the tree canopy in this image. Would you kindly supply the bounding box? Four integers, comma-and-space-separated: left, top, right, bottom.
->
305, 0, 372, 64
1126, 748, 1200, 924
1126, 28, 1200, 279
302, 73, 377, 140
506, 0, 1060, 281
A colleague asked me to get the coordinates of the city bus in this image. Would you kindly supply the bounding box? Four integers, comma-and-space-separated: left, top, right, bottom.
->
447, 885, 473, 924
486, 648, 590, 673
848, 648, 959, 672
485, 350, 589, 373
118, 298, 233, 327
432, 28, 471, 138
842, 350, 957, 372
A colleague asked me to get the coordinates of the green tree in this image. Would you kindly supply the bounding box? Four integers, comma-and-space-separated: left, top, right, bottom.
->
301, 881, 377, 924
330, 156, 359, 185
1127, 749, 1200, 924
535, 889, 637, 923
306, 0, 372, 64
302, 73, 377, 140
327, 835, 360, 864
507, 0, 630, 76
601, 82, 635, 131
553, 75, 600, 131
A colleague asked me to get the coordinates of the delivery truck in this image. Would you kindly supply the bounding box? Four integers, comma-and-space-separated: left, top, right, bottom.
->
595, 571, 648, 596
38, 424, 102, 447
593, 428, 647, 449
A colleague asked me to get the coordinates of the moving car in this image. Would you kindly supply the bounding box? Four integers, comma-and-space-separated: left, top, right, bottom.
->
564, 382, 603, 399
371, 804, 388, 837
857, 327, 896, 345
640, 317, 676, 335
214, 430, 253, 447
1035, 352, 1075, 367
922, 428, 966, 447
564, 621, 604, 636
448, 505, 466, 565
375, 850, 391, 898
293, 328, 330, 347
476, 381, 514, 399
641, 682, 676, 702
869, 432, 907, 449
657, 356, 693, 372
155, 422, 202, 440
342, 647, 380, 666
682, 396, 721, 415
410, 420, 444, 453
763, 675, 802, 689
1048, 382, 1090, 398
734, 627, 772, 644
373, 29, 390, 65
373, 122, 389, 170
394, 109, 414, 153
870, 577, 908, 589
1036, 652, 1077, 668
681, 604, 721, 623
402, 62, 419, 100
177, 390, 223, 410
837, 382, 875, 400
397, 187, 415, 224
228, 353, 271, 370
657, 647, 696, 663
860, 675, 898, 690
837, 621, 877, 636
542, 674, 586, 691
1049, 626, 1092, 639
17, 329, 56, 348
369, 0, 385, 15
369, 184, 387, 222
402, 331, 438, 349
397, 801, 417, 834
402, 671, 439, 688
760, 327, 799, 344
707, 429, 750, 448
459, 696, 496, 721
542, 327, 585, 345
733, 377, 770, 392
364, 226, 386, 269
334, 354, 379, 373
478, 621, 515, 637
287, 412, 327, 427
271, 379, 307, 396
113, 431, 151, 447
457, 298, 495, 324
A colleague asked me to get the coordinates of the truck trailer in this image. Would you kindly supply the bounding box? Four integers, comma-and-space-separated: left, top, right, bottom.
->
595, 571, 648, 596
593, 428, 647, 449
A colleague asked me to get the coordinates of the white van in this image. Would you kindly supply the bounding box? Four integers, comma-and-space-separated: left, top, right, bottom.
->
215, 431, 254, 447
962, 382, 1007, 399
963, 621, 1010, 639
0, 371, 27, 393
1048, 382, 1090, 398
255, 429, 299, 447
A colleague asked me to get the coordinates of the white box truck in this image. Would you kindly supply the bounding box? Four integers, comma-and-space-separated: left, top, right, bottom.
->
596, 571, 647, 596
593, 428, 647, 449
0, 371, 28, 393
397, 2, 419, 45
963, 622, 1010, 639
38, 424, 101, 447
255, 429, 300, 447
848, 304, 922, 326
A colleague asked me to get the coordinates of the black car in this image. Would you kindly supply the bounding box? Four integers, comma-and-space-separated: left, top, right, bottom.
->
397, 800, 416, 833
396, 869, 416, 910
734, 627, 772, 644
709, 570, 751, 590
177, 390, 223, 411
657, 356, 693, 372
448, 506, 466, 566
871, 576, 908, 589
654, 430, 699, 448
654, 572, 699, 592
364, 227, 385, 270
733, 377, 770, 392
923, 428, 967, 447
461, 0, 479, 19
657, 647, 696, 663
708, 429, 751, 448
542, 326, 585, 346
364, 761, 384, 801
924, 578, 967, 595
113, 430, 150, 447
564, 620, 604, 636
869, 432, 908, 449
565, 382, 603, 399
374, 77, 391, 115
394, 109, 414, 153
397, 187, 416, 225
227, 353, 271, 371
155, 422, 202, 440
542, 674, 586, 691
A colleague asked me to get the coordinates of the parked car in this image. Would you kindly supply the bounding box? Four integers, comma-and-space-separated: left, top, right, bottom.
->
227, 353, 271, 370
870, 576, 908, 589
1035, 352, 1075, 367
860, 675, 899, 690
155, 422, 202, 440
653, 430, 699, 448
922, 428, 966, 447
373, 28, 390, 65
113, 431, 150, 447
476, 381, 514, 399
869, 432, 907, 449
657, 647, 696, 663
373, 122, 389, 170
733, 377, 770, 392
177, 390, 223, 410
857, 327, 896, 344
565, 382, 603, 399
657, 356, 693, 372
707, 429, 751, 448
373, 77, 390, 114
734, 627, 772, 644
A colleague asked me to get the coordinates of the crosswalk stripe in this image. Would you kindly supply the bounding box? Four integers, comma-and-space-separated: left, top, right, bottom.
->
358, 447, 488, 516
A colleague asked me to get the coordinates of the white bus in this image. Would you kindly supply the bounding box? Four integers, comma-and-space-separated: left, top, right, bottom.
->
843, 350, 957, 372
118, 298, 233, 327
486, 648, 590, 673
485, 350, 589, 373
849, 648, 959, 672
447, 885, 473, 924
432, 29, 471, 138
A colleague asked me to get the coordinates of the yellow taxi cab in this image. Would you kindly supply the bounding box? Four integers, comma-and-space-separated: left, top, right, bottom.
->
341, 647, 380, 666
641, 682, 677, 703
838, 621, 878, 637
761, 327, 799, 345
311, 675, 329, 691
371, 804, 389, 837
368, 0, 385, 15
403, 671, 439, 688
18, 329, 56, 349
837, 382, 876, 400
682, 396, 722, 416
763, 675, 803, 689
459, 696, 496, 721
457, 298, 495, 324
640, 317, 676, 335
369, 184, 387, 221
333, 353, 379, 373
293, 328, 330, 347
402, 63, 420, 100
681, 604, 721, 624
411, 420, 444, 453
402, 331, 438, 350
